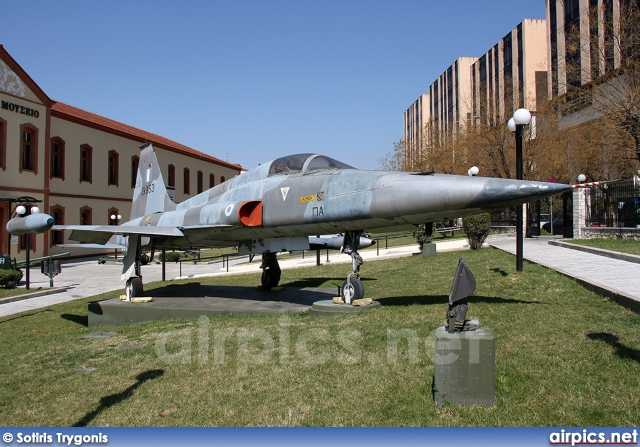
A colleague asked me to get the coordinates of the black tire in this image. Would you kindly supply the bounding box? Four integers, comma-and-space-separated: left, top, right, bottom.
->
342, 277, 364, 304
261, 269, 274, 290
126, 277, 144, 298
273, 268, 281, 286
261, 267, 281, 291
140, 254, 150, 265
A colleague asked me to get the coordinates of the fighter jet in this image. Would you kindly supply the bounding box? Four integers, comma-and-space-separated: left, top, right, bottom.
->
54, 143, 572, 303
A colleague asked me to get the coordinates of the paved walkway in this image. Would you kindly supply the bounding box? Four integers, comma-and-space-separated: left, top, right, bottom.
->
2, 235, 639, 317
488, 235, 640, 312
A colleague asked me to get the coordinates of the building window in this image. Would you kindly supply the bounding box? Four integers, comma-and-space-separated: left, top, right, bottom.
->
131, 155, 139, 188
168, 164, 175, 188
209, 173, 215, 188
550, 0, 558, 96
564, 0, 582, 89
0, 117, 6, 170
184, 167, 190, 195
80, 206, 92, 225
18, 204, 37, 252
197, 170, 203, 194
220, 176, 226, 183
19, 234, 36, 252
50, 205, 65, 246
108, 150, 119, 186
50, 137, 65, 179
80, 144, 92, 183
20, 124, 38, 173
0, 204, 5, 254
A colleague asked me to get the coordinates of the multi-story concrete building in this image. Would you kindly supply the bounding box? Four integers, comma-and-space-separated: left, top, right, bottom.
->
402, 93, 430, 171
402, 58, 476, 171
546, 0, 630, 128
0, 45, 242, 262
471, 19, 548, 127
403, 18, 547, 170
428, 57, 477, 139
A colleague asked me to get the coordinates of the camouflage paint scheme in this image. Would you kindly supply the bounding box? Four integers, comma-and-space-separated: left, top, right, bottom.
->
54, 143, 572, 297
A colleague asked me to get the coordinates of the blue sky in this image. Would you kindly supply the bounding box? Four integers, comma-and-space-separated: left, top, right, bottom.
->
3, 0, 545, 170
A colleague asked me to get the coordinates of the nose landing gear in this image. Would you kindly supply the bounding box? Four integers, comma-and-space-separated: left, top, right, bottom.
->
341, 230, 365, 304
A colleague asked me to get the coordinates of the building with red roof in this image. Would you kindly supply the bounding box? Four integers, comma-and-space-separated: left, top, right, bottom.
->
0, 44, 242, 261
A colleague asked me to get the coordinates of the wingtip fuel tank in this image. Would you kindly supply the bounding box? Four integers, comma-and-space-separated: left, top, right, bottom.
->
6, 214, 55, 235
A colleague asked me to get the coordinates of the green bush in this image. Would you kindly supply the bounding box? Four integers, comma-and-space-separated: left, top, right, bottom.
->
413, 224, 429, 251
159, 251, 182, 263
462, 213, 491, 250
0, 269, 23, 288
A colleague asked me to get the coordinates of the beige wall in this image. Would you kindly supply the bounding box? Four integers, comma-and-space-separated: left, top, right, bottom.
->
0, 93, 47, 190
470, 19, 548, 125
522, 19, 548, 111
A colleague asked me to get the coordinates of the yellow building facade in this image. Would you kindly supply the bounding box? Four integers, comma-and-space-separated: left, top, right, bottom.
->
0, 45, 242, 262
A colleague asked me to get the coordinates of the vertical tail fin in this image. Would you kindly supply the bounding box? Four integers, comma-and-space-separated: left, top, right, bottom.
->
130, 143, 177, 220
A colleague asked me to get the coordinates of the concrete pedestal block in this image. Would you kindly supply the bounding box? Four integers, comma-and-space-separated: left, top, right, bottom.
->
422, 242, 437, 258
433, 326, 495, 406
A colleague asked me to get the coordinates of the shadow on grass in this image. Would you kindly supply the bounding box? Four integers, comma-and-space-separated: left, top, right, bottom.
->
0, 309, 52, 324
61, 313, 88, 327
490, 268, 510, 277
73, 369, 165, 427
587, 332, 640, 364
283, 277, 370, 289
377, 294, 541, 306
148, 277, 353, 294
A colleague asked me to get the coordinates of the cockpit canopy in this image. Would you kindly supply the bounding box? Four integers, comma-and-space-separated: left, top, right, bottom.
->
268, 153, 355, 176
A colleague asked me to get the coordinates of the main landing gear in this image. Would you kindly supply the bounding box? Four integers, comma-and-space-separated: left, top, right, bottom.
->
126, 276, 144, 299
341, 230, 365, 304
123, 234, 145, 300
260, 252, 282, 291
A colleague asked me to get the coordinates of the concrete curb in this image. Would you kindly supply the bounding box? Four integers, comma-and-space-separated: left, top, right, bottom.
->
0, 287, 68, 306
489, 238, 640, 314
548, 240, 640, 264
534, 262, 640, 314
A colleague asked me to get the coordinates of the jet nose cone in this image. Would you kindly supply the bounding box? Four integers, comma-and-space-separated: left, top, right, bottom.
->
477, 178, 573, 210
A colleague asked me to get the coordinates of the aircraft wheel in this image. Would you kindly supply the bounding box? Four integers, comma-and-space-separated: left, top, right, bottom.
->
126, 277, 144, 299
261, 269, 276, 291
342, 277, 364, 304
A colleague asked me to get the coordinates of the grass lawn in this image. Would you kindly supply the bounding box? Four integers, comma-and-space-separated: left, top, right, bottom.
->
564, 238, 640, 256
0, 286, 38, 300
0, 248, 639, 427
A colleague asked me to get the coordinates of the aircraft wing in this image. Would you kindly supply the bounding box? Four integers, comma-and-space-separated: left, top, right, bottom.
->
179, 225, 233, 231
56, 243, 126, 250
53, 225, 185, 245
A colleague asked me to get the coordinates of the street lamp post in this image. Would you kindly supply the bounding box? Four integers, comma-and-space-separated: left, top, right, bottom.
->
508, 108, 532, 272
15, 205, 40, 290
110, 214, 121, 259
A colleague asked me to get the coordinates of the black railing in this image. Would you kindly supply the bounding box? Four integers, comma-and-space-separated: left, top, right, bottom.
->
584, 179, 640, 228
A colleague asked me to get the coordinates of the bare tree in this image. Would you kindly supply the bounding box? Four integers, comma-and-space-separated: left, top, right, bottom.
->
378, 139, 405, 171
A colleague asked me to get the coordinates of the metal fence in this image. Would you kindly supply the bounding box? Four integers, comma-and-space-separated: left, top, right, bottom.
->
584, 178, 640, 228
